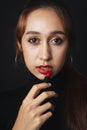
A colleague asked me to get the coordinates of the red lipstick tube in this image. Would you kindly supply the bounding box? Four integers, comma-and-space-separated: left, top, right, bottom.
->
43, 70, 51, 83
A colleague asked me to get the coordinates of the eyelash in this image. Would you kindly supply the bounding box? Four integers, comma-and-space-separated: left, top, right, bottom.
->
28, 37, 64, 45
28, 37, 39, 44
50, 37, 63, 45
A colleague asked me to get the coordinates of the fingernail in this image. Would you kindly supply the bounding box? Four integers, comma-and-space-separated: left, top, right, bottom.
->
48, 83, 52, 86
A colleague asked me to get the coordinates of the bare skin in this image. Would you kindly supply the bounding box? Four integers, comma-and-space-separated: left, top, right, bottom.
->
12, 83, 57, 130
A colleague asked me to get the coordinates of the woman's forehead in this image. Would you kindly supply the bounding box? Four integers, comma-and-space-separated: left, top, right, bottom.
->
24, 8, 65, 34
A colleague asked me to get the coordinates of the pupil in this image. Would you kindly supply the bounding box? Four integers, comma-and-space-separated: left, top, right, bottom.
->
32, 38, 36, 42
55, 38, 62, 44
55, 38, 59, 42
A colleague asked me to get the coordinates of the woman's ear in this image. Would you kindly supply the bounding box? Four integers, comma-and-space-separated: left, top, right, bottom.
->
65, 46, 73, 66
17, 41, 23, 52
15, 41, 24, 65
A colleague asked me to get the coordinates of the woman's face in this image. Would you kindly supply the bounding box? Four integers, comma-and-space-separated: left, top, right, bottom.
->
21, 8, 69, 79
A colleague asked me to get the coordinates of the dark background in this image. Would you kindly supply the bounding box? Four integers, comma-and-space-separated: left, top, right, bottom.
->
0, 0, 87, 91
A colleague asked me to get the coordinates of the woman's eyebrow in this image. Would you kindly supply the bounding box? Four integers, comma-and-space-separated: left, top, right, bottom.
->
50, 30, 66, 35
26, 31, 40, 35
25, 30, 66, 35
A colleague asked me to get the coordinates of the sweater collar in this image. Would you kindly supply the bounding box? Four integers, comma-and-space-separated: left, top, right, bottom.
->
24, 66, 68, 97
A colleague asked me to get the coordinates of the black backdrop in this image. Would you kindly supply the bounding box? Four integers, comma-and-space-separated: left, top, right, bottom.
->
1, 0, 87, 91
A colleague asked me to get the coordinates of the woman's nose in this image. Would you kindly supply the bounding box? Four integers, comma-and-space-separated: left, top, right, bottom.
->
39, 43, 52, 61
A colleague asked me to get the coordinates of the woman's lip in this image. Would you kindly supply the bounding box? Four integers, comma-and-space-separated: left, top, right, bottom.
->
36, 66, 53, 75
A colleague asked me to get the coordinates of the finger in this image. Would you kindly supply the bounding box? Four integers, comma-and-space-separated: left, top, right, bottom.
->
25, 83, 52, 101
36, 102, 54, 115
40, 111, 53, 124
34, 91, 58, 106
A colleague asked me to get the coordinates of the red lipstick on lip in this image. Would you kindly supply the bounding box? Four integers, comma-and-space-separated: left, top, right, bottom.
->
37, 65, 53, 76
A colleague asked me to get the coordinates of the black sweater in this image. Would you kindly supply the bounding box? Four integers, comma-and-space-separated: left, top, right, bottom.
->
0, 66, 87, 130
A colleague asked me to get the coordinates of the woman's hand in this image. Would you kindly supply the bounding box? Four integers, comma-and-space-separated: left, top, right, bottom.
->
12, 82, 58, 130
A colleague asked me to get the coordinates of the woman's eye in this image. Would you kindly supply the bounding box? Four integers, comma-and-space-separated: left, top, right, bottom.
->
28, 38, 39, 44
51, 38, 63, 45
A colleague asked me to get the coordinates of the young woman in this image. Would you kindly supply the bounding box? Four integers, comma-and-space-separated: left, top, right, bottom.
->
0, 0, 87, 130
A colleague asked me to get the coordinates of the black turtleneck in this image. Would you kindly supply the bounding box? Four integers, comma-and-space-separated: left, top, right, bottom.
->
0, 67, 68, 130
